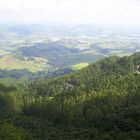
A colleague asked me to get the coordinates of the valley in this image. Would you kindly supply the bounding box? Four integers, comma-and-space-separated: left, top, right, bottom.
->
0, 0, 140, 139
0, 25, 140, 81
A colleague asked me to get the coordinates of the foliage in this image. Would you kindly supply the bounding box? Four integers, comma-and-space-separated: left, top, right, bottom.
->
0, 52, 140, 139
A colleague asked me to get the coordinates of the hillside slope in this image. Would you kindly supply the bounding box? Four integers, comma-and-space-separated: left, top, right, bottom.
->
0, 52, 140, 139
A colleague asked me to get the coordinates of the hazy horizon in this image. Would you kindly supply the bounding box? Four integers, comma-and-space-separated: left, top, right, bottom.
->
0, 0, 140, 27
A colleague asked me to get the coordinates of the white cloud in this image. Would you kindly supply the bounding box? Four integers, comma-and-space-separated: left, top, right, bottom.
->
0, 0, 140, 26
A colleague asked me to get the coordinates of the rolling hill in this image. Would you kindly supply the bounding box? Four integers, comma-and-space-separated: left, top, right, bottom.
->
0, 25, 140, 80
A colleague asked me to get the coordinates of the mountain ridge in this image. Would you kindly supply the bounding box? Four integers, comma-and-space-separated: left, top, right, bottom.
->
0, 51, 140, 139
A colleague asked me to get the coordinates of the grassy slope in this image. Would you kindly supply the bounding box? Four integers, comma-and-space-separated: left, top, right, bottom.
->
0, 55, 49, 72
70, 63, 89, 70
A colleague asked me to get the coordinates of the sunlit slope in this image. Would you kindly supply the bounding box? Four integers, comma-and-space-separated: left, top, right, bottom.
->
0, 55, 50, 72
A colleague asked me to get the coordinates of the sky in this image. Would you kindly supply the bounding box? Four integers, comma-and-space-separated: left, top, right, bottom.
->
0, 0, 140, 26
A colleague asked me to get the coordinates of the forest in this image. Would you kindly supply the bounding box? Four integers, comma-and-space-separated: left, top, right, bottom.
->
0, 52, 140, 140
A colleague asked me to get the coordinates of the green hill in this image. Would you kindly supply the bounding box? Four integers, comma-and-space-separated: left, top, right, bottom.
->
0, 52, 140, 139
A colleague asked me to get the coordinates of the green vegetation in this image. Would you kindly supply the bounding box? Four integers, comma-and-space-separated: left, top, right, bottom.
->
0, 52, 140, 139
0, 55, 49, 72
1, 25, 140, 80
70, 63, 89, 70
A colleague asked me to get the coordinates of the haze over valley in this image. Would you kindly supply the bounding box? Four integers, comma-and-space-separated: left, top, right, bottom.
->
0, 0, 140, 139
0, 24, 140, 81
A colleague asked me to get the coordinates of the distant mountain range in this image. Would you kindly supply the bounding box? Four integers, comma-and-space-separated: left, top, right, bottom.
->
0, 24, 140, 81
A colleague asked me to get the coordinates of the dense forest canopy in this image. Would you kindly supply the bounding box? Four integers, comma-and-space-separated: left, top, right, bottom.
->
0, 52, 140, 139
